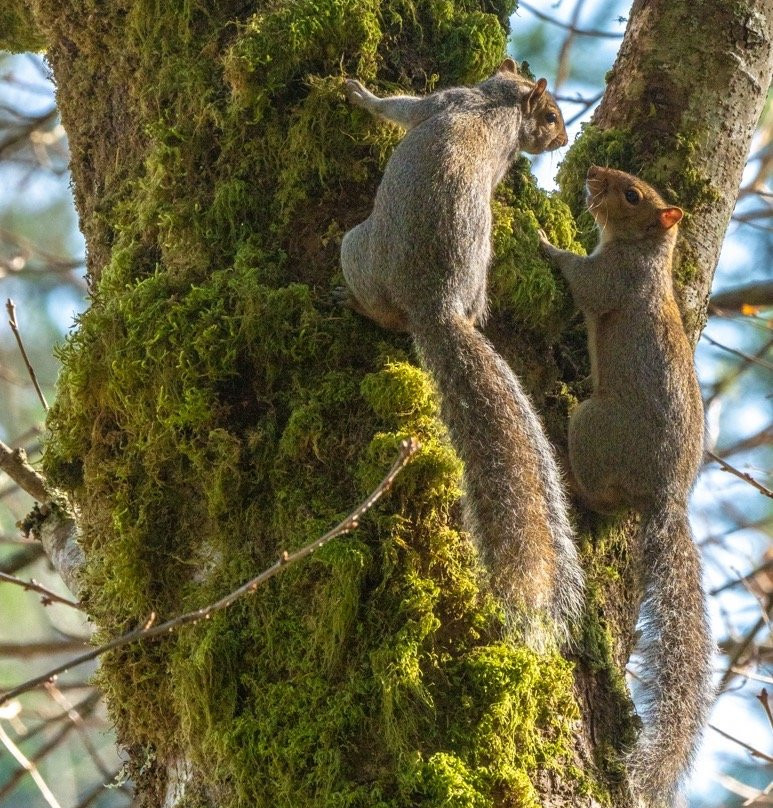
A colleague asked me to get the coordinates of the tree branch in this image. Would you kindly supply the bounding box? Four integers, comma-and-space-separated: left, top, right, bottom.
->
0, 438, 419, 706
0, 571, 82, 609
0, 439, 50, 502
706, 450, 773, 499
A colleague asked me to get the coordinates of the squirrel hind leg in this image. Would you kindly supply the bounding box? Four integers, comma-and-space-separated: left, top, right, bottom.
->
568, 398, 628, 513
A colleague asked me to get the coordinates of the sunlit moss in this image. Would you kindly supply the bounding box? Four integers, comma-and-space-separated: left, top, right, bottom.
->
40, 0, 606, 802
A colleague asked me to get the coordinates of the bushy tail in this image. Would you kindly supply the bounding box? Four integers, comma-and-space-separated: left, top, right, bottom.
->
628, 503, 714, 806
413, 314, 584, 644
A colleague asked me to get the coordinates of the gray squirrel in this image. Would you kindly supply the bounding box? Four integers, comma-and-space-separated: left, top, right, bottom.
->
540, 166, 714, 806
339, 60, 584, 646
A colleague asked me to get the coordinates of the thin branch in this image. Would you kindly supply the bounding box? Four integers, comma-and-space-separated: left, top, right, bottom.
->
0, 437, 420, 706
6, 298, 49, 411
719, 608, 770, 692
0, 439, 51, 501
516, 1, 623, 37
709, 723, 773, 763
0, 718, 77, 802
0, 640, 89, 657
73, 769, 128, 808
555, 0, 588, 89
706, 451, 773, 500
44, 683, 113, 779
0, 721, 63, 808
0, 545, 45, 574
711, 558, 773, 595
0, 571, 82, 609
701, 333, 773, 371
757, 689, 773, 732
710, 280, 773, 311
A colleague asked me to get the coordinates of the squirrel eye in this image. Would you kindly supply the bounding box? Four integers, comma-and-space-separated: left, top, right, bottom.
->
545, 112, 558, 124
624, 188, 641, 205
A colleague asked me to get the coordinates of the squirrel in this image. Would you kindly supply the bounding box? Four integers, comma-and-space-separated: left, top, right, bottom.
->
339, 59, 585, 646
539, 166, 714, 806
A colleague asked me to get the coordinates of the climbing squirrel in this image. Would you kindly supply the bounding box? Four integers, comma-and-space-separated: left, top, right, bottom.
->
340, 60, 584, 645
540, 166, 713, 807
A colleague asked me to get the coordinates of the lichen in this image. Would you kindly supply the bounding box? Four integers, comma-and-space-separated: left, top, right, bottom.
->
39, 0, 602, 804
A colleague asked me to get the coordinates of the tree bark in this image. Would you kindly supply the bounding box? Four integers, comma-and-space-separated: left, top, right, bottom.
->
6, 0, 771, 806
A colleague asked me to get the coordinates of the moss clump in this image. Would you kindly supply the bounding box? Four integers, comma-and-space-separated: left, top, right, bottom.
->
0, 2, 46, 51
489, 159, 582, 334
39, 0, 603, 804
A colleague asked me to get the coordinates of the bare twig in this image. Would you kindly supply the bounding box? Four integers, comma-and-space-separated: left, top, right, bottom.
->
0, 438, 51, 501
563, 91, 604, 126
73, 769, 127, 808
707, 451, 773, 500
0, 640, 90, 657
0, 571, 82, 609
711, 558, 773, 595
701, 333, 773, 371
719, 608, 770, 692
0, 438, 419, 706
710, 281, 773, 312
0, 721, 63, 808
517, 1, 623, 37
6, 298, 49, 411
44, 683, 114, 779
757, 689, 773, 732
709, 723, 773, 763
0, 719, 77, 803
555, 0, 587, 89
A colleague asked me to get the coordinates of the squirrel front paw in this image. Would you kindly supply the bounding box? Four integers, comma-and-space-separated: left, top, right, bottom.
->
537, 229, 553, 250
344, 79, 369, 107
537, 229, 560, 259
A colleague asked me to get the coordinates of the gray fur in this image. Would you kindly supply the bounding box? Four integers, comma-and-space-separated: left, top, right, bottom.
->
541, 166, 714, 805
341, 67, 583, 643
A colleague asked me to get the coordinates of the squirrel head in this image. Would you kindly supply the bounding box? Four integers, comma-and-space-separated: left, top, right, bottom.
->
490, 60, 568, 154
585, 166, 683, 244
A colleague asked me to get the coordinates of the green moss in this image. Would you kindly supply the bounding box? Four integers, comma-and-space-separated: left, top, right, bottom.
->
40, 0, 605, 803
489, 160, 581, 333
0, 2, 46, 51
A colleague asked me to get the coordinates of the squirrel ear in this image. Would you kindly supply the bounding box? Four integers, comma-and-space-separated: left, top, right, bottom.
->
658, 207, 683, 229
498, 58, 519, 74
524, 77, 548, 111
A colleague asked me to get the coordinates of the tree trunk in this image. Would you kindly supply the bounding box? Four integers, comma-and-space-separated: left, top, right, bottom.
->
4, 0, 771, 806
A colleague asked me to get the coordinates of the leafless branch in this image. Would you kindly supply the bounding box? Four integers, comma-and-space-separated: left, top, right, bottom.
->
0, 721, 63, 808
0, 571, 82, 609
516, 1, 623, 38
701, 333, 773, 371
0, 438, 51, 501
710, 281, 773, 312
757, 689, 773, 731
711, 559, 773, 596
709, 723, 773, 763
44, 683, 114, 779
73, 769, 128, 808
706, 451, 773, 500
6, 298, 49, 411
0, 437, 419, 706
0, 640, 89, 657
719, 605, 772, 692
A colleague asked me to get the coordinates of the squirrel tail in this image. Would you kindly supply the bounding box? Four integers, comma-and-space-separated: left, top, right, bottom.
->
413, 313, 584, 645
627, 503, 714, 805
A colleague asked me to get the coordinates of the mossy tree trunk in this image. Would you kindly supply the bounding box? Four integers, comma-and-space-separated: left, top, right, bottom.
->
3, 1, 771, 806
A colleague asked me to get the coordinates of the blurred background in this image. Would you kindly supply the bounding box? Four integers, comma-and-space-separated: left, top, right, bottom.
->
0, 1, 770, 805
